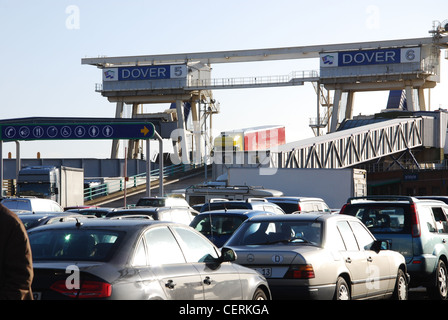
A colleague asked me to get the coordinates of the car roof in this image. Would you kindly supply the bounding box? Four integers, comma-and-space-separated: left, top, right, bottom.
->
26, 217, 166, 232
197, 209, 273, 217
266, 196, 325, 202
246, 213, 358, 223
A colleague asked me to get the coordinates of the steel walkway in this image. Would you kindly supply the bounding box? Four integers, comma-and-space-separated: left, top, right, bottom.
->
267, 115, 446, 169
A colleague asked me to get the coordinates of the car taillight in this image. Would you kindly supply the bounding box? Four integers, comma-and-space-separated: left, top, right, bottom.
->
410, 203, 420, 238
339, 203, 348, 214
284, 264, 315, 279
50, 280, 112, 299
297, 204, 302, 212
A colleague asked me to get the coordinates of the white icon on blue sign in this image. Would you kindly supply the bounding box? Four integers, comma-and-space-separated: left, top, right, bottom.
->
61, 126, 72, 138
74, 126, 86, 138
88, 126, 100, 138
102, 125, 114, 138
33, 126, 44, 138
19, 126, 30, 138
4, 127, 16, 139
47, 126, 58, 138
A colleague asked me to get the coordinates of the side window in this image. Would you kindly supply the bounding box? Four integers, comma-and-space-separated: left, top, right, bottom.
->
336, 221, 359, 251
349, 221, 375, 250
432, 207, 448, 234
172, 226, 219, 263
132, 239, 147, 266
145, 227, 185, 265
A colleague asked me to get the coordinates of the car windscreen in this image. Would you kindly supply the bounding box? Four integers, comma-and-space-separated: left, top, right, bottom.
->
191, 215, 246, 236
226, 220, 322, 246
136, 198, 165, 206
342, 204, 411, 234
29, 229, 124, 262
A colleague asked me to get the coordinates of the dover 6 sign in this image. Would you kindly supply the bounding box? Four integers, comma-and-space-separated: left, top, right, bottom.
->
320, 47, 420, 68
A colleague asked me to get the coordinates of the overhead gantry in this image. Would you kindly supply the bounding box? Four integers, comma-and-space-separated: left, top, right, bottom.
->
82, 24, 448, 162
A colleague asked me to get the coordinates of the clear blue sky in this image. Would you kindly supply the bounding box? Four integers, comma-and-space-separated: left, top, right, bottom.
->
1, 0, 447, 158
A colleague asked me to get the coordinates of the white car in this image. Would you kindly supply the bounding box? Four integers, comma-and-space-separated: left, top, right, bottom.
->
224, 213, 409, 300
1, 197, 63, 212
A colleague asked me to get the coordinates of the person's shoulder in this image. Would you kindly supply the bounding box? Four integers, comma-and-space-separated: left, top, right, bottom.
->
0, 204, 21, 224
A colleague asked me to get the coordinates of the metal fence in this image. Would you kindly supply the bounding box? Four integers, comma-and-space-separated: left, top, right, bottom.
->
84, 164, 186, 201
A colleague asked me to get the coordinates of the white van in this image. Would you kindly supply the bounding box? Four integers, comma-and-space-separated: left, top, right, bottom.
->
1, 197, 63, 212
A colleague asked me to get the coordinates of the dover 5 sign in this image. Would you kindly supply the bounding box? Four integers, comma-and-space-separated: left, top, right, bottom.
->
320, 47, 420, 68
103, 64, 187, 81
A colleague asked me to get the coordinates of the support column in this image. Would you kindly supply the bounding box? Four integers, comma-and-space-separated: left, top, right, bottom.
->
418, 88, 427, 111
330, 89, 342, 132
405, 86, 416, 111
111, 102, 124, 159
127, 103, 140, 159
191, 95, 202, 165
345, 91, 355, 119
175, 99, 190, 164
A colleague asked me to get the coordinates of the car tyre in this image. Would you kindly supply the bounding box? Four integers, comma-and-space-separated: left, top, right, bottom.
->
392, 269, 408, 300
428, 260, 448, 300
252, 288, 268, 300
334, 277, 350, 300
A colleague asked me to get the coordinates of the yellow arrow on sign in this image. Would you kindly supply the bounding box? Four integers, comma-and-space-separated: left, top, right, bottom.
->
140, 126, 150, 136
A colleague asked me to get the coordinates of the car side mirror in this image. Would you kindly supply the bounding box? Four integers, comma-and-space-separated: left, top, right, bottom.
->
220, 247, 237, 263
371, 240, 390, 252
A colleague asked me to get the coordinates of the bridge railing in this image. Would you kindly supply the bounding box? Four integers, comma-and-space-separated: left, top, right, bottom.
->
271, 117, 430, 169
83, 164, 186, 201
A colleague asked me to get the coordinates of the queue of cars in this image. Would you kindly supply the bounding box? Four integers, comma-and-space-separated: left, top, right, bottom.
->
7, 194, 448, 300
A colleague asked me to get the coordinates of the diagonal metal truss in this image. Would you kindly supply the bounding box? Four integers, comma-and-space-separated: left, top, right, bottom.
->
271, 117, 428, 169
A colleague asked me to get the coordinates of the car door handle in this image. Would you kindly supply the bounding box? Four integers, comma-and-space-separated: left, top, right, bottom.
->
367, 257, 373, 262
203, 276, 212, 285
165, 280, 176, 289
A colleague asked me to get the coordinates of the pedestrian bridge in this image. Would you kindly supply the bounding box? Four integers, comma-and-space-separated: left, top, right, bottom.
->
267, 113, 447, 169
213, 112, 447, 171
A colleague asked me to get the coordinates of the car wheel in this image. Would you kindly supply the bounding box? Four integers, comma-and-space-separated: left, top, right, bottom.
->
252, 288, 268, 300
334, 277, 350, 300
392, 269, 408, 300
428, 260, 448, 300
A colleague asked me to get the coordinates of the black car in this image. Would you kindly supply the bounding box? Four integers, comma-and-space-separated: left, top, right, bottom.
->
28, 219, 271, 300
18, 212, 94, 230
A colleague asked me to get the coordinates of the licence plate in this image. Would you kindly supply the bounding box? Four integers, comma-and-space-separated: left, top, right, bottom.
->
253, 267, 272, 278
33, 292, 42, 300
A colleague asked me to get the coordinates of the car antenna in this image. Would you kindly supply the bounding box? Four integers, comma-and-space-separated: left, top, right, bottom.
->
75, 218, 83, 228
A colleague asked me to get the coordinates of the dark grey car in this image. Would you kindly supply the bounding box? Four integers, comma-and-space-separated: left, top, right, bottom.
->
340, 195, 448, 299
29, 219, 271, 300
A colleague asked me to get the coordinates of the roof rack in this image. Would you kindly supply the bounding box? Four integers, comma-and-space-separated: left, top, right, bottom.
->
346, 195, 416, 204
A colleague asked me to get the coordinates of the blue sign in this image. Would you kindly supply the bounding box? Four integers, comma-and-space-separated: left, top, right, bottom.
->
103, 64, 187, 82
0, 122, 155, 141
320, 47, 420, 68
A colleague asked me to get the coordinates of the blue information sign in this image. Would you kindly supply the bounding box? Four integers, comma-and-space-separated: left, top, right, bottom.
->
0, 122, 155, 141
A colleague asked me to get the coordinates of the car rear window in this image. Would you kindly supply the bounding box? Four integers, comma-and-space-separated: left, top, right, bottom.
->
2, 199, 32, 211
200, 202, 250, 212
342, 204, 411, 234
29, 229, 124, 262
191, 215, 246, 236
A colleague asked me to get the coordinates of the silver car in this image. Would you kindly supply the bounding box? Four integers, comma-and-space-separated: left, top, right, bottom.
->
28, 219, 271, 300
224, 214, 408, 300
